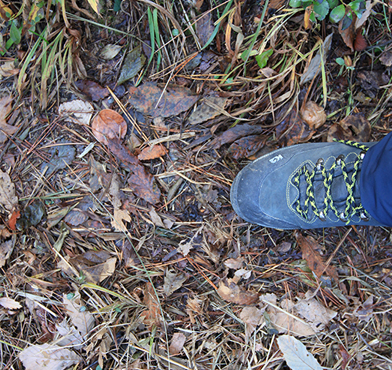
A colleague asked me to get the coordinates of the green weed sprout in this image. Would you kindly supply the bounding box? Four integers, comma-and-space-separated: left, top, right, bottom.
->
289, 0, 366, 29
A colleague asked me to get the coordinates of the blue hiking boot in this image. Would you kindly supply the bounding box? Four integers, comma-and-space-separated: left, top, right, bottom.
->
230, 141, 385, 229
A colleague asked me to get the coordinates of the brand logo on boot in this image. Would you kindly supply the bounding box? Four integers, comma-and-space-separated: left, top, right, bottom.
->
269, 154, 283, 163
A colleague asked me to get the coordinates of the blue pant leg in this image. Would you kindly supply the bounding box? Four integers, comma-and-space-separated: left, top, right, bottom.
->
361, 131, 392, 226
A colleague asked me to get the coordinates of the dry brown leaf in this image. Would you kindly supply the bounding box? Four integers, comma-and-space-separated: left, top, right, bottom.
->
357, 70, 389, 98
355, 0, 374, 29
108, 173, 123, 209
163, 268, 188, 297
63, 292, 95, 339
300, 34, 333, 85
0, 297, 21, 309
177, 226, 203, 256
301, 101, 326, 130
111, 209, 131, 232
138, 144, 168, 161
75, 80, 109, 101
296, 233, 339, 284
89, 157, 110, 192
149, 207, 165, 228
260, 0, 285, 10
19, 343, 82, 370
270, 312, 316, 336
339, 12, 357, 52
169, 332, 187, 355
61, 251, 117, 284
107, 138, 161, 204
100, 44, 122, 60
240, 306, 265, 342
354, 295, 374, 322
0, 239, 13, 268
0, 170, 18, 211
143, 282, 162, 329
129, 82, 199, 118
196, 12, 214, 47
210, 123, 264, 149
0, 96, 17, 144
91, 109, 127, 145
380, 50, 392, 67
276, 107, 314, 146
83, 257, 117, 284
186, 296, 203, 324
224, 257, 244, 270
304, 6, 313, 30
262, 297, 316, 337
55, 320, 85, 349
189, 96, 228, 125
59, 99, 94, 126
327, 113, 371, 142
354, 31, 367, 51
128, 165, 161, 205
295, 296, 337, 331
0, 60, 19, 78
217, 278, 259, 305
228, 135, 265, 160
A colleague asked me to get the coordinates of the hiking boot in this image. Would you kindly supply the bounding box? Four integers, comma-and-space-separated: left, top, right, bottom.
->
230, 140, 385, 229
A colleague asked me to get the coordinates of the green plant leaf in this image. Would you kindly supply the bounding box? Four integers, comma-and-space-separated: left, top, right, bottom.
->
329, 4, 345, 22
113, 0, 121, 11
348, 0, 365, 12
309, 11, 316, 22
341, 12, 353, 30
327, 0, 339, 8
336, 57, 345, 66
289, 0, 302, 8
313, 0, 330, 20
255, 49, 273, 69
10, 21, 21, 44
302, 1, 313, 7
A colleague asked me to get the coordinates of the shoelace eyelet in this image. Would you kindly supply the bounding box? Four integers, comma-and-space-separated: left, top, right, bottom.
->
319, 211, 326, 220
336, 154, 345, 165
360, 212, 369, 221
316, 158, 324, 170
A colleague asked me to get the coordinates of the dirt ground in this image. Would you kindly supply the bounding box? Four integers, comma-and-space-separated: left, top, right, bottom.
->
0, 0, 392, 369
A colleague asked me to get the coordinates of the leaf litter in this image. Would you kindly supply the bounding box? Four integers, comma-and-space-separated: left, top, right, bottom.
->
2, 1, 392, 369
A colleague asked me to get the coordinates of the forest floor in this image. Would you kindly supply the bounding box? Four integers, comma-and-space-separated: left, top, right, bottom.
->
0, 0, 392, 369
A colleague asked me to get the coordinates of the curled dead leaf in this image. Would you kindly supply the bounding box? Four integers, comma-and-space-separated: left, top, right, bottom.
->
169, 332, 187, 355
0, 95, 17, 144
75, 80, 109, 101
138, 144, 168, 161
0, 297, 21, 309
217, 278, 259, 305
300, 101, 326, 130
129, 82, 199, 118
296, 233, 339, 284
188, 96, 229, 125
276, 107, 314, 146
0, 170, 18, 211
327, 113, 371, 142
163, 268, 188, 297
142, 282, 162, 329
19, 344, 82, 370
339, 11, 357, 52
91, 109, 127, 145
59, 99, 94, 126
210, 124, 264, 149
228, 135, 265, 159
